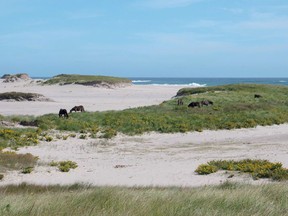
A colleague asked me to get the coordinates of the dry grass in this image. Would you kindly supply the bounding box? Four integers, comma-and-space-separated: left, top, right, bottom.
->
0, 183, 287, 216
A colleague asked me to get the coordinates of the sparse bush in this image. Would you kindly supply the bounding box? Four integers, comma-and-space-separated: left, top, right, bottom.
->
196, 159, 288, 181
45, 136, 53, 142
49, 161, 58, 167
21, 167, 33, 174
49, 160, 77, 172
195, 164, 218, 175
79, 134, 86, 139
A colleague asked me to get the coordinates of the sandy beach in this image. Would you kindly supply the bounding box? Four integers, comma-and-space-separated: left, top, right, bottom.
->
0, 79, 287, 187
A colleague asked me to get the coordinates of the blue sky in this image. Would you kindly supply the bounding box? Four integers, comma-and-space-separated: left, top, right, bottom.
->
1, 0, 288, 77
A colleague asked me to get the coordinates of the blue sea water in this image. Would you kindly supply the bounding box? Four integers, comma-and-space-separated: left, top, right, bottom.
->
129, 77, 288, 87
33, 77, 288, 87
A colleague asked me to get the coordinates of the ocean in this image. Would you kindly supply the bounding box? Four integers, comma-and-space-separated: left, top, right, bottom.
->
129, 77, 288, 87
34, 77, 288, 87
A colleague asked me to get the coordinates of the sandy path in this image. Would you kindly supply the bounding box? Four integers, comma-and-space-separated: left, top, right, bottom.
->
1, 124, 287, 187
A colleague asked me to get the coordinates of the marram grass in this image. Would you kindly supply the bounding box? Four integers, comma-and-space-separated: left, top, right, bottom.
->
0, 183, 287, 216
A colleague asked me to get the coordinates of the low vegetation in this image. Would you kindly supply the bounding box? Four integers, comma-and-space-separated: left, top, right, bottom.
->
0, 84, 287, 141
0, 128, 40, 150
26, 84, 288, 137
0, 151, 38, 173
0, 92, 47, 101
43, 74, 131, 86
0, 183, 287, 215
195, 159, 288, 181
49, 160, 78, 172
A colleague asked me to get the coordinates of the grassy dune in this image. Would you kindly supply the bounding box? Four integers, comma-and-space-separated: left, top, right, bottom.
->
0, 183, 287, 216
1, 84, 288, 148
34, 83, 288, 135
43, 74, 131, 86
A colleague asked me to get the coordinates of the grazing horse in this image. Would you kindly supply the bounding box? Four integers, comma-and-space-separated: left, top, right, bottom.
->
177, 98, 184, 105
254, 94, 262, 98
201, 100, 213, 106
70, 105, 85, 113
188, 101, 201, 108
59, 109, 69, 118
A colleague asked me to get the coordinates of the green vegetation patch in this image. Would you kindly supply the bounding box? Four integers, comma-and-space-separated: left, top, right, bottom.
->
195, 159, 288, 181
49, 160, 78, 172
1, 84, 288, 138
0, 128, 40, 150
33, 84, 288, 135
43, 74, 131, 86
0, 92, 45, 101
0, 183, 287, 215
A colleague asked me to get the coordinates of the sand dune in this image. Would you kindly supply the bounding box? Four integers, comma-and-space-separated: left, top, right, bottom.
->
0, 79, 287, 187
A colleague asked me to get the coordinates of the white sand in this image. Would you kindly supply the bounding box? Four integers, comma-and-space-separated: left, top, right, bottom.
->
0, 79, 287, 187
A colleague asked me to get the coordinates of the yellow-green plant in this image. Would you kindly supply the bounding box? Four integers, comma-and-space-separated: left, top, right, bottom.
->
50, 160, 78, 172
21, 167, 33, 174
195, 164, 218, 175
195, 159, 288, 181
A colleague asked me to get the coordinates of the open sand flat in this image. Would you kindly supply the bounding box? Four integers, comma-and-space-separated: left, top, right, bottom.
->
0, 79, 183, 116
0, 79, 287, 187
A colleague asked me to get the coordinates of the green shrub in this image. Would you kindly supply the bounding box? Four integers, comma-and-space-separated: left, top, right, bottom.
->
21, 167, 33, 174
49, 161, 58, 167
58, 161, 78, 172
195, 164, 218, 175
79, 134, 86, 139
0, 174, 3, 180
196, 159, 288, 181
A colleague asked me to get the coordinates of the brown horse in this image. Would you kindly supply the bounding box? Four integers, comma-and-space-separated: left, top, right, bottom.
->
201, 100, 213, 106
70, 105, 85, 113
59, 109, 69, 118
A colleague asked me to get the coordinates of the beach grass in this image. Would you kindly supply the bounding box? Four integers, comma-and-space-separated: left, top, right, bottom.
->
0, 183, 287, 216
31, 83, 288, 136
0, 151, 38, 173
43, 74, 131, 86
0, 92, 44, 101
1, 83, 288, 147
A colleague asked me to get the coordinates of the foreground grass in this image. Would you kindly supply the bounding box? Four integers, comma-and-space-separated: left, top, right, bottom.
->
43, 74, 131, 86
0, 183, 287, 216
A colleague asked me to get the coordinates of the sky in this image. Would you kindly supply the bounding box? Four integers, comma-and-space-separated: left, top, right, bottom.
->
1, 0, 288, 78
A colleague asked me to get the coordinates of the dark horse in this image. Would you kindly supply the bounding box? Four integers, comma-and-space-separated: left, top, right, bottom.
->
188, 101, 201, 108
201, 100, 213, 106
70, 105, 85, 113
59, 109, 69, 118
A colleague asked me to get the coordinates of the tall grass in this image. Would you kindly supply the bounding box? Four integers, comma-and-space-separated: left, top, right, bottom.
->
0, 183, 287, 215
